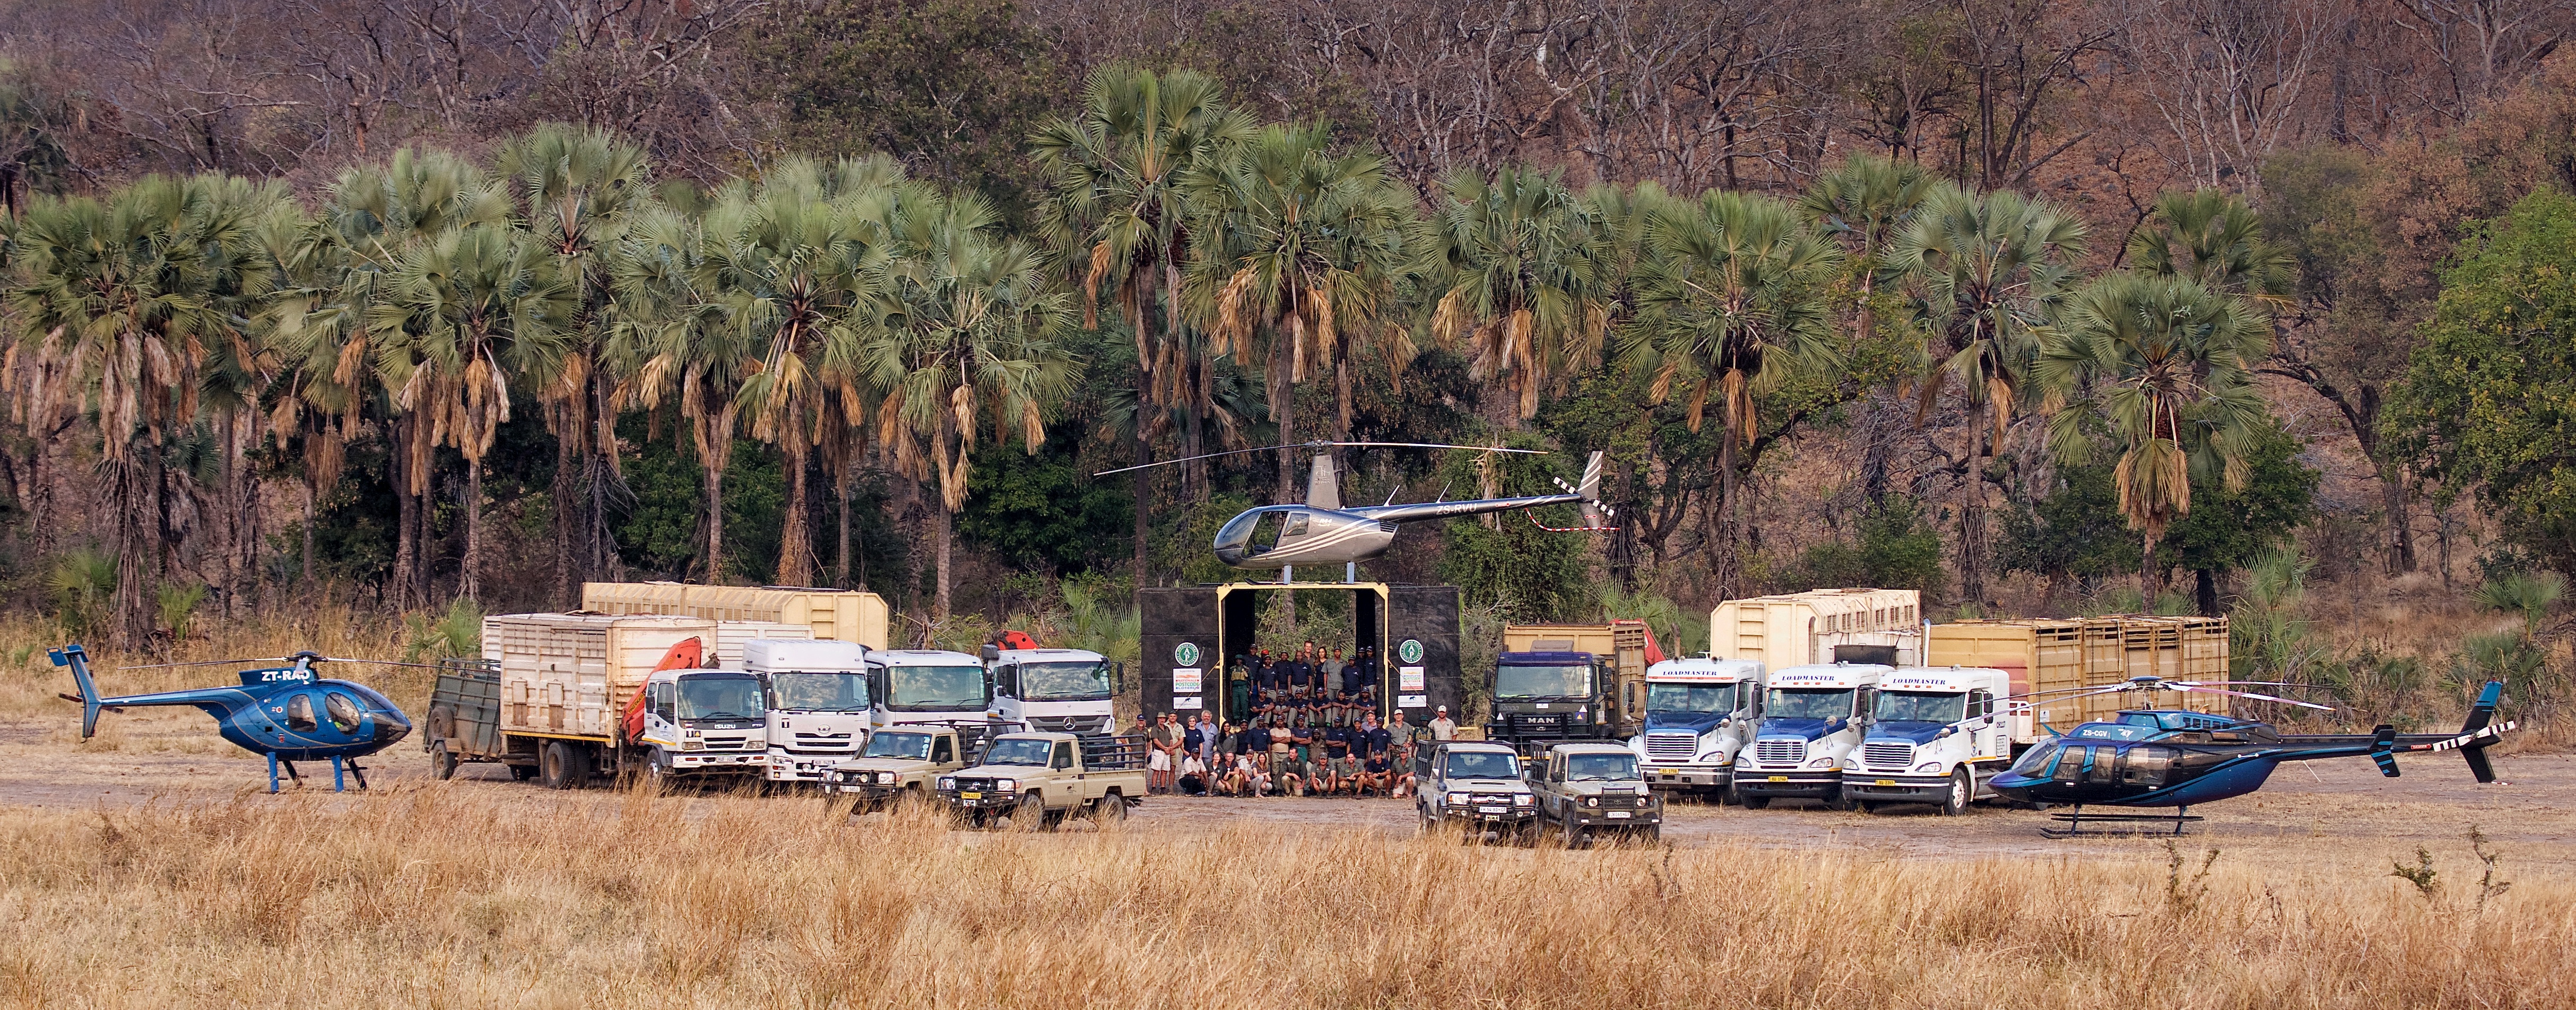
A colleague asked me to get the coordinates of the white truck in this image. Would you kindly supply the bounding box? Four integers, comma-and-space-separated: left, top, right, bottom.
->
1841, 666, 2020, 815
631, 666, 774, 783
1731, 662, 1892, 810
984, 646, 1118, 735
869, 649, 993, 732
743, 639, 874, 783
1626, 657, 1764, 800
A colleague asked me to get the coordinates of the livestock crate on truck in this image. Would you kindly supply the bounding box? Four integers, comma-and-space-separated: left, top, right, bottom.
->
1928, 616, 2229, 735
1708, 589, 1923, 671
582, 581, 890, 649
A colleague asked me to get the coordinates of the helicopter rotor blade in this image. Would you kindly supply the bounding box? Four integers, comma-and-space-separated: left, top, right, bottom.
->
1091, 440, 1547, 477
316, 656, 467, 671
115, 657, 292, 670
2172, 684, 2338, 711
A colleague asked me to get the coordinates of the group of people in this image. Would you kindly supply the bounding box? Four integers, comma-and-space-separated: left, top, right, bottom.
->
1137, 689, 1461, 800
1225, 641, 1378, 722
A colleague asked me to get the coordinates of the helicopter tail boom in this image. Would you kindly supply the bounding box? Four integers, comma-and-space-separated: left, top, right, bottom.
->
49, 645, 102, 739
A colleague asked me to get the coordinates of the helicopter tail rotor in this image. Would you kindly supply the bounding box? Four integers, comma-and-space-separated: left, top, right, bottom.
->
48, 645, 103, 739
2428, 680, 2515, 784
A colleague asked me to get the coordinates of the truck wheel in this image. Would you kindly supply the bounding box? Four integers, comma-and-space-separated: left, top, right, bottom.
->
540, 742, 579, 790
1857, 802, 1880, 815
1643, 824, 1662, 844
1093, 795, 1129, 824
1739, 795, 1771, 811
1417, 806, 1438, 837
1938, 769, 1971, 817
429, 742, 457, 781
1820, 787, 1854, 812
1014, 794, 1047, 832
644, 753, 672, 794
1560, 818, 1586, 849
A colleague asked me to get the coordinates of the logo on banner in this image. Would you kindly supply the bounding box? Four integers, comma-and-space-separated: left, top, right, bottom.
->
1398, 638, 1425, 664
1174, 642, 1200, 667
1173, 668, 1202, 693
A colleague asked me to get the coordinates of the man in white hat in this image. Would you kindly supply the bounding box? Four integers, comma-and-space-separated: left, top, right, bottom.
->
1428, 704, 1456, 742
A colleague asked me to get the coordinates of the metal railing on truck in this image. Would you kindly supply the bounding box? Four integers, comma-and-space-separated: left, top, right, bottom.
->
426, 657, 505, 762
1079, 734, 1150, 771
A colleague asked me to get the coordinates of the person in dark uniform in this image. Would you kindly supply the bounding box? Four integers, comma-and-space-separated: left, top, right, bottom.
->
1342, 646, 1372, 698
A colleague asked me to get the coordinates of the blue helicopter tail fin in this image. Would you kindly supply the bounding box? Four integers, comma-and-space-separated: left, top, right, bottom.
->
2434, 680, 2513, 784
49, 645, 102, 739
2369, 725, 2399, 778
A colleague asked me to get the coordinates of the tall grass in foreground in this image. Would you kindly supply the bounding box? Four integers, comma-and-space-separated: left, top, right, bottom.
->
0, 786, 2566, 1009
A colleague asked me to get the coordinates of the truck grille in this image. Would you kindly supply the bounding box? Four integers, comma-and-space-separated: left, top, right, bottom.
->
1753, 739, 1806, 765
952, 776, 1007, 793
791, 732, 859, 752
1644, 733, 1698, 762
1862, 742, 1914, 769
1026, 716, 1108, 734
699, 735, 758, 751
1509, 713, 1568, 733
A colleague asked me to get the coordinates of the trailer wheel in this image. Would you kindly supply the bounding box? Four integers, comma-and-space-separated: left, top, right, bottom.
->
1938, 769, 1971, 817
429, 742, 457, 781
541, 741, 584, 790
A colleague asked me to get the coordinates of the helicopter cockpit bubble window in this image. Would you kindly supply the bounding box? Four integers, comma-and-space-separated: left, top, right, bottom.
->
324, 692, 363, 734
286, 694, 318, 733
2007, 740, 2061, 777
1247, 512, 1286, 554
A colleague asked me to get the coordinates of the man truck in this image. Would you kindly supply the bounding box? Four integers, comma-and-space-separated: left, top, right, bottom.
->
1626, 657, 1764, 800
1841, 665, 2020, 815
984, 645, 1119, 735
743, 639, 874, 783
1731, 661, 1891, 810
1485, 621, 1663, 744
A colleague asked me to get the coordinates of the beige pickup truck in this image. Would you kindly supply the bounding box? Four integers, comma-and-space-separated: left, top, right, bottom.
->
936, 732, 1147, 830
826, 721, 997, 810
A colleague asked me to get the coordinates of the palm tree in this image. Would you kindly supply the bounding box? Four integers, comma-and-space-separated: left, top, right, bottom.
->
614, 203, 753, 583
704, 157, 897, 587
496, 125, 652, 600
2036, 272, 2269, 599
1184, 123, 1419, 503
1798, 155, 1938, 508
368, 223, 576, 602
1428, 166, 1615, 434
1620, 191, 1842, 600
863, 187, 1078, 619
2126, 189, 2293, 312
7, 175, 281, 642
1886, 185, 2088, 604
1031, 66, 1254, 579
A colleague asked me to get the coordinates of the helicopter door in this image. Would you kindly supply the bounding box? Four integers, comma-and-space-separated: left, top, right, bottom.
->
322, 690, 368, 743
285, 693, 319, 734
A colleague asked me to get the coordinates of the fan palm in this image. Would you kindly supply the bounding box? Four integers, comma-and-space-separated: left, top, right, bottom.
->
1184, 123, 1418, 502
1620, 191, 1842, 599
496, 125, 652, 598
2126, 188, 2293, 311
1886, 185, 2087, 603
1798, 155, 1938, 508
2036, 272, 2269, 598
1428, 166, 1614, 430
368, 223, 577, 602
614, 203, 753, 582
863, 187, 1078, 619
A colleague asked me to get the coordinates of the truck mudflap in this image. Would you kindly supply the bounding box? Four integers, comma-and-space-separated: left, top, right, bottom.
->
1736, 770, 1842, 797
1843, 774, 1954, 802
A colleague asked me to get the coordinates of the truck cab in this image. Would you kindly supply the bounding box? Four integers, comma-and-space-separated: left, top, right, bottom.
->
985, 646, 1119, 735
1627, 658, 1763, 799
1413, 741, 1540, 842
1531, 742, 1663, 846
1842, 666, 2019, 815
1485, 651, 1614, 742
938, 731, 1147, 830
1732, 662, 1892, 810
869, 649, 992, 732
827, 721, 991, 809
743, 639, 873, 783
634, 667, 771, 782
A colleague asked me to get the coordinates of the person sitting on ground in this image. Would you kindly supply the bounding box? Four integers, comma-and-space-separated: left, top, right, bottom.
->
1178, 753, 1208, 795
1239, 750, 1270, 797
1356, 745, 1390, 796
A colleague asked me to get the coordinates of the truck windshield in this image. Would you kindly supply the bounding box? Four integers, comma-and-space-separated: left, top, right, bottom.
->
1564, 753, 1639, 781
1020, 661, 1112, 701
1877, 691, 1966, 723
770, 672, 870, 712
1765, 687, 1855, 720
678, 676, 764, 720
1646, 683, 1734, 714
862, 732, 932, 760
1444, 751, 1521, 779
983, 738, 1053, 766
886, 665, 988, 711
1495, 663, 1591, 700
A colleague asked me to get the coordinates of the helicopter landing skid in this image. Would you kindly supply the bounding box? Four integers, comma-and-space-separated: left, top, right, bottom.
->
2039, 805, 2202, 839
265, 754, 368, 794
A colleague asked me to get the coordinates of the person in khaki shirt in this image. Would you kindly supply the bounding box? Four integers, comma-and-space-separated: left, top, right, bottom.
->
1429, 705, 1457, 741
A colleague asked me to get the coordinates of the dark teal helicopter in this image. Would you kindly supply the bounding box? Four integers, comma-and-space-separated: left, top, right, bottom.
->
52, 644, 418, 793
1990, 677, 2516, 837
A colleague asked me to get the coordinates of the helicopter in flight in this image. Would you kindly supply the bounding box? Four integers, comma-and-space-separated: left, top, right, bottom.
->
51, 644, 418, 793
1099, 441, 1611, 574
1988, 676, 2516, 837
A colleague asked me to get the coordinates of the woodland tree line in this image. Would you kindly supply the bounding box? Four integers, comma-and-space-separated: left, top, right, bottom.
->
0, 1, 2573, 650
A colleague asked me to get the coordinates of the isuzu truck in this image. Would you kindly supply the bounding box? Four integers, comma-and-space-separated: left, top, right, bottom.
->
1842, 665, 2022, 815
1627, 657, 1764, 800
1731, 662, 1890, 810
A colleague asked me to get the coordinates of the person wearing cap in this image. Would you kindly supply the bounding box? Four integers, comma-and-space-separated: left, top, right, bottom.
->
1228, 657, 1252, 721
1342, 646, 1371, 697
1429, 704, 1457, 741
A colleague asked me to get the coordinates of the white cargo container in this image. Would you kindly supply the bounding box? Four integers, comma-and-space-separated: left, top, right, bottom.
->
582, 581, 891, 648
1709, 589, 1922, 670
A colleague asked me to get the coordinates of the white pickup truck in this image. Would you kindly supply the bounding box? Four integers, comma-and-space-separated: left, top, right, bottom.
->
1840, 666, 2020, 815
1627, 657, 1764, 800
1731, 662, 1892, 810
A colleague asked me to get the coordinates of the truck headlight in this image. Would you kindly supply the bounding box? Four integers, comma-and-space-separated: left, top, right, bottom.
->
1513, 794, 1533, 806
1733, 755, 1750, 767
1446, 791, 1470, 806
937, 777, 956, 790
996, 779, 1017, 791
879, 772, 899, 784
1916, 762, 1942, 773
1584, 796, 1600, 808
682, 739, 704, 751
1808, 757, 1833, 768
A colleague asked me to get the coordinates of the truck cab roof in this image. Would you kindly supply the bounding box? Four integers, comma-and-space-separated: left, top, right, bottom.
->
646, 666, 758, 683
992, 648, 1105, 663
1546, 742, 1637, 758
1498, 651, 1594, 663
741, 639, 869, 670
1645, 657, 1762, 682
991, 730, 1079, 744
871, 649, 981, 666
1767, 663, 1892, 689
1880, 666, 2010, 693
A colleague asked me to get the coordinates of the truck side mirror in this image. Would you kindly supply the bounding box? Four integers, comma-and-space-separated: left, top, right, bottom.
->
1113, 663, 1125, 693
981, 645, 1000, 662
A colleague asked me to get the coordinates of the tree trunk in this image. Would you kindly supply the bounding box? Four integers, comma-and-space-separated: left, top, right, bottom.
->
1959, 401, 1989, 605
1132, 415, 1152, 588
551, 410, 578, 604
2381, 471, 2417, 574
462, 455, 482, 603
301, 477, 317, 596
933, 499, 953, 620
1713, 432, 1741, 601
2195, 567, 2219, 616
107, 457, 154, 648
836, 471, 852, 589
777, 436, 814, 586
393, 417, 418, 611
2139, 531, 2160, 607
702, 455, 727, 585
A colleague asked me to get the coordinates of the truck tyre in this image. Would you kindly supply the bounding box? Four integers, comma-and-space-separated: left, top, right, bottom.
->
1857, 802, 1880, 815
1820, 786, 1854, 812
429, 742, 457, 780
1014, 794, 1047, 832
1938, 768, 1972, 817
644, 753, 672, 793
1560, 817, 1586, 849
540, 742, 580, 790
1643, 824, 1662, 843
1740, 795, 1771, 811
1418, 806, 1438, 836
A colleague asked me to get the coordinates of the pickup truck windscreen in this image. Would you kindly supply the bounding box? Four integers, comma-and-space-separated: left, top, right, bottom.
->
1646, 683, 1734, 713
1564, 753, 1639, 780
863, 731, 932, 759
770, 672, 870, 712
1444, 751, 1522, 780
1876, 691, 1965, 723
1495, 663, 1592, 700
1764, 687, 1855, 720
678, 675, 764, 720
983, 738, 1053, 766
885, 665, 989, 711
1019, 661, 1113, 701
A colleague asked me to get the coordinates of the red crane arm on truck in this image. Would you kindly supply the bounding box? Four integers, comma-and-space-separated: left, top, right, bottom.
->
619, 637, 705, 742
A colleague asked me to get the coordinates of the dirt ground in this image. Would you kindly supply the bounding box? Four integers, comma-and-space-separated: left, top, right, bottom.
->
8, 706, 2571, 868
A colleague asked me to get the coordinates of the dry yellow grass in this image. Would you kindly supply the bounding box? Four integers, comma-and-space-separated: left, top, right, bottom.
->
0, 783, 2569, 1009
0, 608, 418, 722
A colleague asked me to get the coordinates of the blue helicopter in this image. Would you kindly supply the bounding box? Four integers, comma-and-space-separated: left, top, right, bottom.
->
1990, 677, 2516, 837
52, 644, 417, 793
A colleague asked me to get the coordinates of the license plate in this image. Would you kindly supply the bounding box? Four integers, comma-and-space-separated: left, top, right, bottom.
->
1767, 776, 1788, 782
961, 791, 982, 800
1875, 779, 1896, 786
1477, 805, 1505, 814
1607, 811, 1631, 819
1658, 770, 1676, 777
